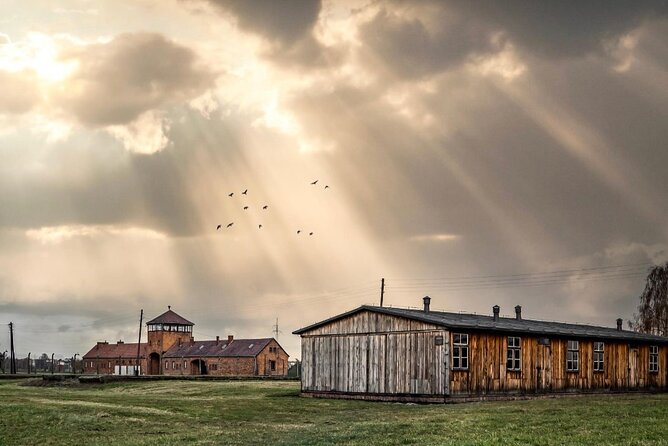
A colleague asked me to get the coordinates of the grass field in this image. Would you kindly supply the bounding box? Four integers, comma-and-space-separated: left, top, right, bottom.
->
1, 379, 667, 445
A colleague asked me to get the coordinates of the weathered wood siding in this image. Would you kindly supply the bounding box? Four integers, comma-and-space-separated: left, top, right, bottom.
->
300, 311, 449, 396
304, 311, 441, 335
449, 332, 668, 395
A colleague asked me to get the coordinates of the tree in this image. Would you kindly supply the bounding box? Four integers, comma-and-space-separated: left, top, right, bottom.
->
631, 262, 668, 336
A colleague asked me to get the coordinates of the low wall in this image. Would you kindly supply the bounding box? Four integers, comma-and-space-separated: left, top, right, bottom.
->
301, 388, 667, 404
70, 374, 299, 384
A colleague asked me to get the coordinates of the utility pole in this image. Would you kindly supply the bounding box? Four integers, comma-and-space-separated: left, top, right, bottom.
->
27, 352, 31, 374
380, 278, 385, 307
272, 318, 281, 340
135, 309, 143, 376
9, 322, 16, 374
51, 353, 54, 374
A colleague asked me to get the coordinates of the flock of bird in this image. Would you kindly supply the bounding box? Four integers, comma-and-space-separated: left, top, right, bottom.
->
216, 180, 329, 236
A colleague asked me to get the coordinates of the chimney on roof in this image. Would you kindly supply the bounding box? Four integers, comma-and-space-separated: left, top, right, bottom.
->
515, 305, 522, 321
168, 305, 171, 310
617, 318, 623, 331
216, 336, 220, 345
493, 305, 500, 322
117, 340, 124, 345
423, 296, 431, 313
228, 335, 234, 343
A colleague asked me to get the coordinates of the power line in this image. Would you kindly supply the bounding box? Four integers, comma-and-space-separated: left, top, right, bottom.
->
387, 262, 651, 284
389, 271, 646, 289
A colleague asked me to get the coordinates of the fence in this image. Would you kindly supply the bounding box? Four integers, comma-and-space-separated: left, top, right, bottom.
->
0, 355, 84, 374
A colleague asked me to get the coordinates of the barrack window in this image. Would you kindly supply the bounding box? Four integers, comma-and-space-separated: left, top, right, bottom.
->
452, 334, 469, 370
650, 345, 659, 373
506, 337, 521, 371
567, 340, 579, 372
593, 342, 604, 372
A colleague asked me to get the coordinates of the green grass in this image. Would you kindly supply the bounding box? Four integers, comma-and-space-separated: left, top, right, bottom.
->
0, 379, 667, 445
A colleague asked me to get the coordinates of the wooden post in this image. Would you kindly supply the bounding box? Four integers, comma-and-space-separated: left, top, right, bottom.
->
380, 278, 385, 307
135, 309, 143, 376
9, 322, 16, 374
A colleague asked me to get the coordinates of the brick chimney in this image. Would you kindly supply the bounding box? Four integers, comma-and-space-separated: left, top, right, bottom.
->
216, 336, 220, 345
423, 296, 431, 313
228, 335, 234, 343
515, 305, 522, 321
493, 305, 500, 322
617, 318, 623, 331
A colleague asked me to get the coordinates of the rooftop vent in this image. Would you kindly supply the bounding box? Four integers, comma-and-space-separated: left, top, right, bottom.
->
248, 344, 254, 349
617, 318, 623, 331
493, 305, 500, 322
423, 296, 431, 313
228, 335, 234, 343
515, 305, 522, 321
216, 336, 220, 345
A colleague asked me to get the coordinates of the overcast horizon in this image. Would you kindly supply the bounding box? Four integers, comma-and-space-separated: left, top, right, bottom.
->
1, 0, 668, 360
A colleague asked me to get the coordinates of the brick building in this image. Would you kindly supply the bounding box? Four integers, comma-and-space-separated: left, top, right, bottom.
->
83, 307, 289, 376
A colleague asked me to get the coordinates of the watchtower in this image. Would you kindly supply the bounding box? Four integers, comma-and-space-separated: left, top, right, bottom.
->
145, 306, 194, 374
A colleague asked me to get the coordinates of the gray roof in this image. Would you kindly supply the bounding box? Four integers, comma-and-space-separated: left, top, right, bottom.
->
293, 305, 668, 344
163, 338, 277, 358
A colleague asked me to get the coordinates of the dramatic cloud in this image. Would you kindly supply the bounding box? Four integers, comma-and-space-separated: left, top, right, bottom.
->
200, 0, 338, 67
55, 32, 215, 126
357, 1, 668, 79
206, 0, 321, 46
449, 0, 668, 58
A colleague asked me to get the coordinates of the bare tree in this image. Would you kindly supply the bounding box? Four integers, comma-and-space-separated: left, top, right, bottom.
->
631, 262, 668, 336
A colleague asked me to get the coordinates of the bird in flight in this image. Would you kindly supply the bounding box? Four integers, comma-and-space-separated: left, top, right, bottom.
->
243, 206, 249, 210
228, 192, 234, 197
216, 224, 222, 230
242, 189, 248, 195
258, 224, 263, 229
227, 222, 234, 228
297, 230, 301, 234
310, 180, 318, 185
309, 232, 314, 236
262, 205, 268, 210
324, 185, 330, 189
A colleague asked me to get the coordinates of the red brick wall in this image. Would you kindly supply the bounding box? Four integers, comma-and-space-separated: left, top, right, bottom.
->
161, 357, 256, 376
256, 340, 289, 376
83, 357, 147, 375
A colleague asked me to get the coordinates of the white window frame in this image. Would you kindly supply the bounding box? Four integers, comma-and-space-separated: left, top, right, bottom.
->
593, 342, 604, 372
567, 340, 579, 372
452, 333, 469, 370
506, 336, 521, 371
649, 345, 659, 373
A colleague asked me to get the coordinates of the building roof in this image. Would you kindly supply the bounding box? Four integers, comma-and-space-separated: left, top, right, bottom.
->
146, 308, 194, 326
83, 342, 147, 359
163, 338, 276, 358
293, 305, 668, 344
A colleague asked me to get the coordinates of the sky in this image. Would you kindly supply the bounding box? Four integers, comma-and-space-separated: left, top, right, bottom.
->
1, 0, 667, 360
